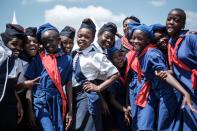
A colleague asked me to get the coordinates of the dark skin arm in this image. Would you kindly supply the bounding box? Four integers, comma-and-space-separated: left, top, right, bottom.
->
15, 91, 23, 124
26, 89, 38, 128
16, 77, 40, 89
65, 81, 73, 131
109, 94, 131, 125
155, 70, 197, 112
83, 73, 119, 92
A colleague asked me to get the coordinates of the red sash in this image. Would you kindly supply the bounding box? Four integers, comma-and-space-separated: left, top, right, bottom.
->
39, 51, 67, 120
126, 44, 156, 107
121, 36, 133, 50
168, 36, 197, 89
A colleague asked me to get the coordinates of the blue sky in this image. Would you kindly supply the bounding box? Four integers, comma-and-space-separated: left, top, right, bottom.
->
1, 0, 197, 34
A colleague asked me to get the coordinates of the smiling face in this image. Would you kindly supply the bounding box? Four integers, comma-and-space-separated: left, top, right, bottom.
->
25, 36, 39, 56
6, 37, 23, 57
77, 28, 94, 50
60, 36, 74, 53
112, 51, 125, 68
154, 31, 169, 51
97, 31, 115, 49
166, 10, 185, 37
130, 29, 149, 54
41, 30, 60, 54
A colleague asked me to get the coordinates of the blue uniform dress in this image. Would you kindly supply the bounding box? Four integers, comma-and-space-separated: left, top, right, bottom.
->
129, 47, 181, 131
72, 45, 118, 131
25, 52, 72, 131
169, 30, 197, 131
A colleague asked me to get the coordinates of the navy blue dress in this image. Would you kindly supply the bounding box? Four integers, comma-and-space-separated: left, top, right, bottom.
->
25, 53, 72, 131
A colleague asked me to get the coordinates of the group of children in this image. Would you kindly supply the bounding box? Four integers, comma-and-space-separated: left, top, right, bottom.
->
0, 8, 197, 131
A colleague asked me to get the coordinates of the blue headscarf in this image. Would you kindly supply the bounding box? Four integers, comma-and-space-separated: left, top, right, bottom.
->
107, 46, 123, 61
128, 22, 141, 40
133, 24, 153, 40
149, 24, 167, 34
37, 23, 59, 41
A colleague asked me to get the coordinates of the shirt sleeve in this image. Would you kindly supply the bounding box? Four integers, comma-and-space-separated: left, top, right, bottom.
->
94, 53, 118, 80
147, 49, 168, 73
188, 34, 197, 58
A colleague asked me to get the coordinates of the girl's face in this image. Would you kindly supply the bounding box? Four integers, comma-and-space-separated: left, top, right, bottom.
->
154, 31, 169, 51
77, 28, 94, 50
166, 10, 185, 37
112, 51, 125, 68
60, 36, 74, 53
41, 30, 60, 54
98, 31, 115, 49
25, 36, 39, 57
130, 30, 149, 54
123, 19, 136, 36
7, 37, 23, 57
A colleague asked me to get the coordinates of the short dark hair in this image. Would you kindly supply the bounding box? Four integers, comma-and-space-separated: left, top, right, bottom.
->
170, 8, 186, 26
123, 16, 141, 25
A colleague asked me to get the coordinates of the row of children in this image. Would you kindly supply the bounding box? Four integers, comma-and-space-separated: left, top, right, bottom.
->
0, 8, 197, 131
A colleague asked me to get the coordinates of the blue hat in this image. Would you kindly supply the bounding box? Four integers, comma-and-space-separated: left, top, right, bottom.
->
107, 46, 123, 61
149, 24, 167, 33
133, 24, 153, 40
37, 23, 59, 41
128, 22, 141, 40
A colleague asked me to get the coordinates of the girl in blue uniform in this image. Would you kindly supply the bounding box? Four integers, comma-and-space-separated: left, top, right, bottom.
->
25, 23, 73, 131
72, 18, 119, 131
129, 24, 195, 131
166, 8, 197, 131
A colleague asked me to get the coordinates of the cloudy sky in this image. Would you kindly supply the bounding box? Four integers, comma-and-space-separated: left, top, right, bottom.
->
1, 0, 197, 34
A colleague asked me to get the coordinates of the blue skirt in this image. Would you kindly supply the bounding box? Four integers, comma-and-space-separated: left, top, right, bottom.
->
33, 88, 63, 131
72, 86, 102, 131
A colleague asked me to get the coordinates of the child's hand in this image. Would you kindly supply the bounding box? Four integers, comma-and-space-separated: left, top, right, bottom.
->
182, 93, 197, 113
65, 112, 72, 131
155, 70, 168, 80
83, 81, 100, 92
123, 106, 131, 125
28, 109, 38, 128
24, 77, 40, 88
16, 98, 23, 124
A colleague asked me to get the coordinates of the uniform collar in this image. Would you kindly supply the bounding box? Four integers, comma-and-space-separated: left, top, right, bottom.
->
79, 44, 95, 56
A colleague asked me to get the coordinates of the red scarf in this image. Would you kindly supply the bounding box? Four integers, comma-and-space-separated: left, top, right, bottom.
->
132, 44, 156, 107
39, 51, 67, 120
121, 36, 133, 50
168, 37, 197, 89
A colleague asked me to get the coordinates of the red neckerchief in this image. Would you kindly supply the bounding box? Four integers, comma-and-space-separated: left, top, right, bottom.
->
134, 44, 157, 108
39, 51, 67, 120
168, 36, 197, 89
121, 36, 133, 50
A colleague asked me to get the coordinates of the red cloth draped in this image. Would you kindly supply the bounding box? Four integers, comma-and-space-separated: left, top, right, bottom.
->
126, 44, 156, 107
39, 51, 67, 120
168, 37, 197, 89
121, 36, 133, 50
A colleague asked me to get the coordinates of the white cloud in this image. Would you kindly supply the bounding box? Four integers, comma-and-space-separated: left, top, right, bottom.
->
44, 5, 126, 49
44, 5, 126, 32
149, 0, 166, 7
185, 10, 197, 31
